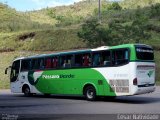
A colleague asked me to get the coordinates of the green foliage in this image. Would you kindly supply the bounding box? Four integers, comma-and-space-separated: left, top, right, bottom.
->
121, 0, 160, 9
78, 18, 112, 47
150, 3, 160, 18
78, 17, 130, 47
108, 2, 122, 11
108, 21, 126, 44
47, 8, 56, 18
124, 8, 150, 43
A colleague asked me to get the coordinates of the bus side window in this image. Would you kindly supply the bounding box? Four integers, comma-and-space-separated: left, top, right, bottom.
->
31, 59, 38, 70
93, 53, 100, 66
65, 55, 72, 68
93, 51, 111, 67
45, 58, 52, 69
59, 56, 65, 68
83, 54, 91, 66
75, 54, 82, 67
38, 58, 44, 69
103, 51, 111, 66
52, 57, 58, 68
21, 60, 30, 71
112, 49, 129, 66
61, 55, 73, 68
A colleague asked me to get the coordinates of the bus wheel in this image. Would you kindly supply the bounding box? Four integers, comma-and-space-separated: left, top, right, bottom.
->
84, 86, 96, 101
23, 85, 31, 97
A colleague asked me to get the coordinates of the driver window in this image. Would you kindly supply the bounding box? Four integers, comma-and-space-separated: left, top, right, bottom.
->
10, 60, 20, 82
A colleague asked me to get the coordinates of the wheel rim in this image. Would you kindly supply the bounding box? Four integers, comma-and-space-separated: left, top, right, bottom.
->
24, 88, 30, 94
87, 89, 94, 99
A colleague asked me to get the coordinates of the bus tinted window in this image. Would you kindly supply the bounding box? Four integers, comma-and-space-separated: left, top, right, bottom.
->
93, 51, 111, 67
31, 58, 44, 70
32, 59, 38, 69
135, 46, 154, 60
59, 55, 73, 68
45, 58, 52, 69
52, 57, 58, 68
112, 49, 129, 66
38, 58, 45, 69
45, 57, 58, 69
21, 60, 30, 71
74, 53, 91, 67
75, 54, 82, 67
82, 53, 91, 67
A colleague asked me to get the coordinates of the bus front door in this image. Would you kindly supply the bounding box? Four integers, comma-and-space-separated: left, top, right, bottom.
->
10, 60, 21, 93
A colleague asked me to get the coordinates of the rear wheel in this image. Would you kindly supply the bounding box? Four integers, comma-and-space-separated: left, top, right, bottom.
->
84, 86, 96, 101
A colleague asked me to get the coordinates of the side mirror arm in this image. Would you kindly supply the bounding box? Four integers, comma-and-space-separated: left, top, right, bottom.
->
5, 66, 11, 74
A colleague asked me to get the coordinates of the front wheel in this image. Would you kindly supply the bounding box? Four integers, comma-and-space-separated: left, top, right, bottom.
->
23, 86, 31, 97
84, 86, 96, 101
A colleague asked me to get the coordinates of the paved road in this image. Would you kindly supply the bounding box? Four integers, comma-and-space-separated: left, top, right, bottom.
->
0, 87, 160, 119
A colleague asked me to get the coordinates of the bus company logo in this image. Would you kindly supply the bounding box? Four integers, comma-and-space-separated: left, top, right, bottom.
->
147, 70, 154, 78
42, 75, 60, 79
42, 74, 75, 79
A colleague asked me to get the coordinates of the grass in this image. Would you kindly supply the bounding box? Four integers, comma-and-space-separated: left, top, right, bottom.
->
0, 28, 86, 52
0, 51, 50, 89
0, 52, 19, 89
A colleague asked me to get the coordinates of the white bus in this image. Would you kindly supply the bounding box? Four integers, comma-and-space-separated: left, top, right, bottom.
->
5, 44, 155, 100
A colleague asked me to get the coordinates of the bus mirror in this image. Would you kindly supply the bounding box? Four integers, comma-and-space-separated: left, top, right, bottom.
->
5, 68, 8, 74
5, 66, 11, 74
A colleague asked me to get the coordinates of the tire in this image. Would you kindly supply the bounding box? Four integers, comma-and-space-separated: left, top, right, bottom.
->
23, 86, 31, 97
84, 86, 96, 101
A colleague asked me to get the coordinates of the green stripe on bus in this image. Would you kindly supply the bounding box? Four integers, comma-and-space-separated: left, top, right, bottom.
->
32, 68, 116, 96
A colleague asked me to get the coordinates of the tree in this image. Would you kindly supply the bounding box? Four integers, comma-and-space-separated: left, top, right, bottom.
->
150, 3, 160, 18
108, 20, 126, 45
77, 18, 112, 47
77, 16, 129, 47
124, 8, 150, 43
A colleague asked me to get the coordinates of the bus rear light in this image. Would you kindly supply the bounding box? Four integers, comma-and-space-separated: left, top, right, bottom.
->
133, 78, 138, 85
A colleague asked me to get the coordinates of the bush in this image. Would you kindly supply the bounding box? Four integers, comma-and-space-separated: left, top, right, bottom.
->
108, 2, 122, 11
150, 3, 160, 18
146, 23, 160, 33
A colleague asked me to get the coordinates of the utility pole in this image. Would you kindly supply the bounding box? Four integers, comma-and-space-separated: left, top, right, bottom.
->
98, 0, 101, 23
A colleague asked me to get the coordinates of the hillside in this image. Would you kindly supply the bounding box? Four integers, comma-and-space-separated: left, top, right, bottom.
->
0, 0, 160, 51
0, 3, 54, 33
121, 0, 160, 9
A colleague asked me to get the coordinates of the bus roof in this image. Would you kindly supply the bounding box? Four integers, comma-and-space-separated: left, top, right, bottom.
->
14, 44, 152, 61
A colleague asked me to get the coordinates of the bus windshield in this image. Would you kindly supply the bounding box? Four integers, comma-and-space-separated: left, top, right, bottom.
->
135, 45, 154, 60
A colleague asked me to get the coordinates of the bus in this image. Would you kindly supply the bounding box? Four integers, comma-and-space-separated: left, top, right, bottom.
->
5, 44, 155, 100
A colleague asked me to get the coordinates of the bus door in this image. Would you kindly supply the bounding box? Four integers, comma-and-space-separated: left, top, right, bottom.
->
10, 60, 21, 92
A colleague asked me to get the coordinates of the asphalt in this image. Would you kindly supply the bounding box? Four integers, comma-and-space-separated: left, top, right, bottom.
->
0, 87, 160, 120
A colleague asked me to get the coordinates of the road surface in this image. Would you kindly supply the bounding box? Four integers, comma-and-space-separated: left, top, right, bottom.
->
0, 87, 160, 119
